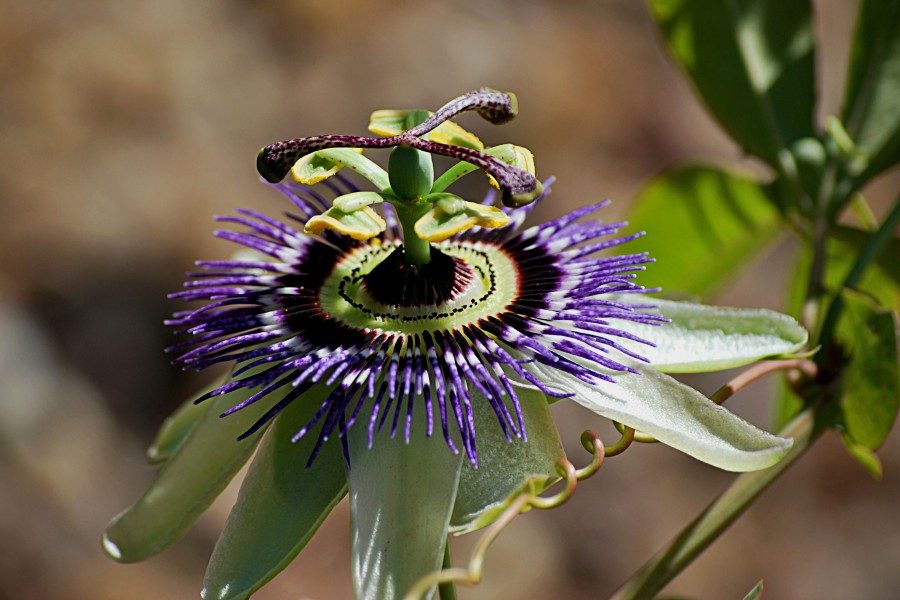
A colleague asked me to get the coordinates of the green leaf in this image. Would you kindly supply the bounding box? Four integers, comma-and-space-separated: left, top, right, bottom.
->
787, 236, 900, 320
841, 0, 900, 181
201, 386, 348, 600
832, 224, 900, 285
743, 580, 765, 600
835, 289, 899, 451
628, 166, 782, 298
524, 360, 793, 472
840, 432, 884, 480
102, 370, 286, 563
610, 296, 808, 373
346, 404, 464, 600
450, 387, 565, 534
649, 0, 816, 167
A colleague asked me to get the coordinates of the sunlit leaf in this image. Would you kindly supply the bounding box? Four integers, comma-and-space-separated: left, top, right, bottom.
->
840, 432, 884, 480
628, 166, 782, 299
841, 0, 900, 181
835, 289, 899, 451
649, 0, 816, 167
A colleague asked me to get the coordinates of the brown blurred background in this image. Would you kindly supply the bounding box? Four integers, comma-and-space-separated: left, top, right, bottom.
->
1, 0, 898, 598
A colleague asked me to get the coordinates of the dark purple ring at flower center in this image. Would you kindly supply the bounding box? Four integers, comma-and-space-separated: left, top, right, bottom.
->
362, 246, 476, 307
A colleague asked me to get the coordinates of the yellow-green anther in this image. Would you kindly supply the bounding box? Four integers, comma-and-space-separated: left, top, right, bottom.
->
305, 206, 386, 241
291, 148, 363, 185
432, 193, 467, 215
414, 198, 510, 242
333, 191, 385, 213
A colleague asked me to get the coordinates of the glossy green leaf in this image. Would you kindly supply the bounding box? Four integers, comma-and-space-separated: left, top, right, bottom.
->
611, 296, 808, 373
347, 405, 464, 600
627, 166, 782, 298
524, 359, 792, 472
649, 0, 816, 167
835, 289, 899, 451
450, 387, 565, 534
201, 385, 348, 600
841, 0, 900, 181
102, 371, 286, 563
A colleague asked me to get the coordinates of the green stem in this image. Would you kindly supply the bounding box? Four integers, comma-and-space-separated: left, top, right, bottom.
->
438, 539, 457, 600
392, 200, 434, 266
817, 198, 900, 360
609, 409, 822, 600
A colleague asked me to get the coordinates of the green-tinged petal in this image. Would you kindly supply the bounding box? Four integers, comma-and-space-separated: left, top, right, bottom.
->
202, 385, 348, 600
415, 195, 510, 242
451, 387, 565, 534
369, 109, 485, 150
292, 148, 391, 192
305, 206, 386, 240
611, 295, 808, 373
347, 411, 463, 600
102, 370, 286, 563
147, 381, 218, 465
332, 191, 385, 213
524, 360, 793, 472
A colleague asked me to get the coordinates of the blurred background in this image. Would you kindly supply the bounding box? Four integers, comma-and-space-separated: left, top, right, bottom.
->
1, 0, 898, 598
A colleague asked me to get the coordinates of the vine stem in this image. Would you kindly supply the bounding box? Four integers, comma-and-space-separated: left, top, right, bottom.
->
709, 359, 818, 405
608, 408, 821, 600
816, 197, 900, 360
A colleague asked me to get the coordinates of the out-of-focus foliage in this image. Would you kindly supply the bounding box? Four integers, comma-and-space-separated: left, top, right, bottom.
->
640, 0, 899, 481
